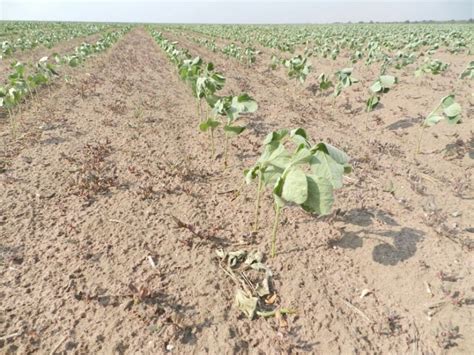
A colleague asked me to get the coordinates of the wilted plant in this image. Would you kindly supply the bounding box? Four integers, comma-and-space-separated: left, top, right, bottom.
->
270, 55, 280, 70
0, 86, 21, 136
245, 128, 351, 256
195, 62, 226, 121
350, 50, 363, 64
459, 61, 473, 79
331, 67, 358, 117
416, 94, 462, 154
393, 51, 417, 69
284, 55, 311, 84
415, 58, 449, 76
334, 67, 358, 97
366, 74, 397, 115
200, 93, 258, 165
244, 47, 258, 66
28, 56, 59, 97
318, 73, 333, 91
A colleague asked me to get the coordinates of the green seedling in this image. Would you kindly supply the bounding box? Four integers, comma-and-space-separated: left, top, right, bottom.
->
201, 93, 258, 165
0, 86, 21, 136
244, 47, 258, 65
317, 73, 333, 111
28, 57, 59, 97
366, 74, 397, 120
416, 94, 462, 154
332, 68, 358, 117
350, 50, 363, 64
334, 68, 358, 97
270, 55, 280, 70
393, 51, 417, 69
1, 41, 14, 57
245, 128, 351, 256
459, 61, 473, 79
415, 58, 449, 76
284, 55, 311, 84
195, 62, 226, 120
318, 73, 333, 91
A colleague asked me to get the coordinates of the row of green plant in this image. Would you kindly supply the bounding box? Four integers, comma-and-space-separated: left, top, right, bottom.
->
172, 24, 472, 67
0, 22, 115, 59
0, 27, 131, 136
149, 30, 258, 167
150, 29, 353, 257
188, 35, 259, 66
186, 31, 469, 160
183, 27, 468, 163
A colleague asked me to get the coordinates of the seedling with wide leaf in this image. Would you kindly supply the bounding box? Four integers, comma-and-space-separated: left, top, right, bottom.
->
245, 128, 351, 257
416, 95, 462, 154
366, 74, 397, 113
459, 61, 473, 79
284, 55, 311, 84
201, 93, 258, 165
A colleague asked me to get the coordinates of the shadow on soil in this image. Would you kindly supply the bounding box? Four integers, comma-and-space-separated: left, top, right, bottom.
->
385, 116, 419, 130
334, 208, 425, 265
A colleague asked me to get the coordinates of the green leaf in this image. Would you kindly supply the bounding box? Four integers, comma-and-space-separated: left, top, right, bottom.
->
366, 95, 379, 111
272, 177, 285, 208
263, 129, 288, 145
370, 81, 382, 93
380, 75, 396, 87
244, 166, 259, 184
199, 118, 220, 132
314, 143, 350, 166
230, 93, 258, 116
223, 124, 246, 136
441, 95, 455, 108
302, 175, 334, 215
311, 143, 350, 189
281, 168, 308, 204
443, 102, 461, 118
290, 146, 313, 165
423, 115, 443, 127
446, 115, 462, 125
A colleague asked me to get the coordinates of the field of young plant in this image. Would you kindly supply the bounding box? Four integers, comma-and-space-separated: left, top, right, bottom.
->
1, 21, 473, 353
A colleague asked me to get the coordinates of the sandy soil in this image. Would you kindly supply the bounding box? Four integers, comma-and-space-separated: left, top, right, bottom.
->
1, 27, 473, 354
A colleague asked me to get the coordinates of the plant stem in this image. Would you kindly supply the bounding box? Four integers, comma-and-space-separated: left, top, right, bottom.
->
8, 108, 16, 138
416, 100, 442, 155
415, 126, 425, 155
365, 110, 370, 131
253, 172, 263, 232
271, 204, 281, 258
223, 133, 229, 169
195, 99, 200, 122
331, 96, 336, 120
256, 308, 296, 318
210, 128, 215, 158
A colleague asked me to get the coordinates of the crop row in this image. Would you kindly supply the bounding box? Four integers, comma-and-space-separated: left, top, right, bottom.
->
148, 28, 354, 258
0, 22, 116, 59
0, 26, 131, 136
178, 28, 471, 154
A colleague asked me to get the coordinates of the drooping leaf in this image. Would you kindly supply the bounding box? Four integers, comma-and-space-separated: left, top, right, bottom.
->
281, 168, 308, 204
199, 118, 220, 132
302, 175, 334, 215
443, 102, 461, 118
223, 124, 246, 136
423, 115, 442, 127
235, 289, 258, 319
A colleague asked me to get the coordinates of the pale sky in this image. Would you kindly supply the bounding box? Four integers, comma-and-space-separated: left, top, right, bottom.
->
0, 0, 473, 24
